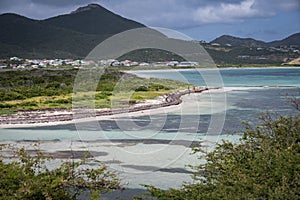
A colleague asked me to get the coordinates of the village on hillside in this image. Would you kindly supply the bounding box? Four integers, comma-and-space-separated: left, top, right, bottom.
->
0, 57, 199, 69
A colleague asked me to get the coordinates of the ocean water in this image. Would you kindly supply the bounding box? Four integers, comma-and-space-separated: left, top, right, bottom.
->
131, 67, 300, 87
0, 67, 299, 194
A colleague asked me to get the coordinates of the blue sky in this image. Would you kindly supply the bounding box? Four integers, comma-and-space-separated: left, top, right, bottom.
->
0, 0, 299, 42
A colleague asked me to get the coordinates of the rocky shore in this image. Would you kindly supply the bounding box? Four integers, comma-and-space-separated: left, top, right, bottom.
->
0, 87, 208, 126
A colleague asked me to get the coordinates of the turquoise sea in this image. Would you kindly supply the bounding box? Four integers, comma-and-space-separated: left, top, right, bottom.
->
131, 67, 300, 87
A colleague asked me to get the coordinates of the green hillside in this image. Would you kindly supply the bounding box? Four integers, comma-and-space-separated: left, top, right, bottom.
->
211, 35, 266, 47
0, 4, 144, 59
118, 48, 185, 63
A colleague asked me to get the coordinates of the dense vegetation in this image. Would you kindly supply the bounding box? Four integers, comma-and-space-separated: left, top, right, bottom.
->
118, 48, 185, 63
139, 112, 300, 199
0, 68, 188, 112
205, 46, 298, 65
0, 69, 76, 101
0, 144, 121, 199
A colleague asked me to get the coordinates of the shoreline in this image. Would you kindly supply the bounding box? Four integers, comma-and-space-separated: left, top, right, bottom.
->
126, 66, 300, 73
0, 87, 209, 128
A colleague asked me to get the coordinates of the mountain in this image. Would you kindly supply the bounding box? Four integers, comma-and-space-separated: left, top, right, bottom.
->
211, 35, 266, 47
210, 33, 300, 47
42, 4, 145, 35
268, 33, 300, 47
0, 4, 145, 58
207, 33, 300, 65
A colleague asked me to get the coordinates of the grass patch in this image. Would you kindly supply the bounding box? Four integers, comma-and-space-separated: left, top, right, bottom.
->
131, 91, 169, 100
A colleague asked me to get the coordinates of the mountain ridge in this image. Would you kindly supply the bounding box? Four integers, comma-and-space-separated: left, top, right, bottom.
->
211, 33, 300, 47
42, 3, 145, 35
268, 33, 300, 47
70, 3, 102, 14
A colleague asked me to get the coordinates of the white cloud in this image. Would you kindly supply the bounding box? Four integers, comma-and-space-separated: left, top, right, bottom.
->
192, 0, 270, 24
103, 0, 299, 28
101, 0, 193, 27
253, 0, 300, 12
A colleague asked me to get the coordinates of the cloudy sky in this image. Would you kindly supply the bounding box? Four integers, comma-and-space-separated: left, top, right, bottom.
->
0, 0, 299, 42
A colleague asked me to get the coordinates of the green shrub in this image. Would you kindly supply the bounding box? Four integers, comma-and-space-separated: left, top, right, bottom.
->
0, 103, 14, 108
95, 92, 112, 100
0, 145, 122, 199
44, 98, 72, 104
135, 86, 149, 92
0, 91, 26, 101
18, 102, 38, 107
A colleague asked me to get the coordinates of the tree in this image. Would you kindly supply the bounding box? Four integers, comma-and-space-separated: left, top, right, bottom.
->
0, 145, 122, 200
141, 113, 300, 199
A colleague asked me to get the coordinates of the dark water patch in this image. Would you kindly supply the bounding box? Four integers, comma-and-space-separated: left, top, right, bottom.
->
81, 139, 202, 148
49, 150, 108, 159
122, 164, 194, 174
15, 139, 62, 143
230, 88, 299, 111
103, 160, 122, 164
9, 114, 211, 134
93, 188, 148, 200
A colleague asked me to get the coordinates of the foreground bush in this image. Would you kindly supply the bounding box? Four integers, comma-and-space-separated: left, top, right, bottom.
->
0, 145, 121, 199
142, 114, 300, 199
